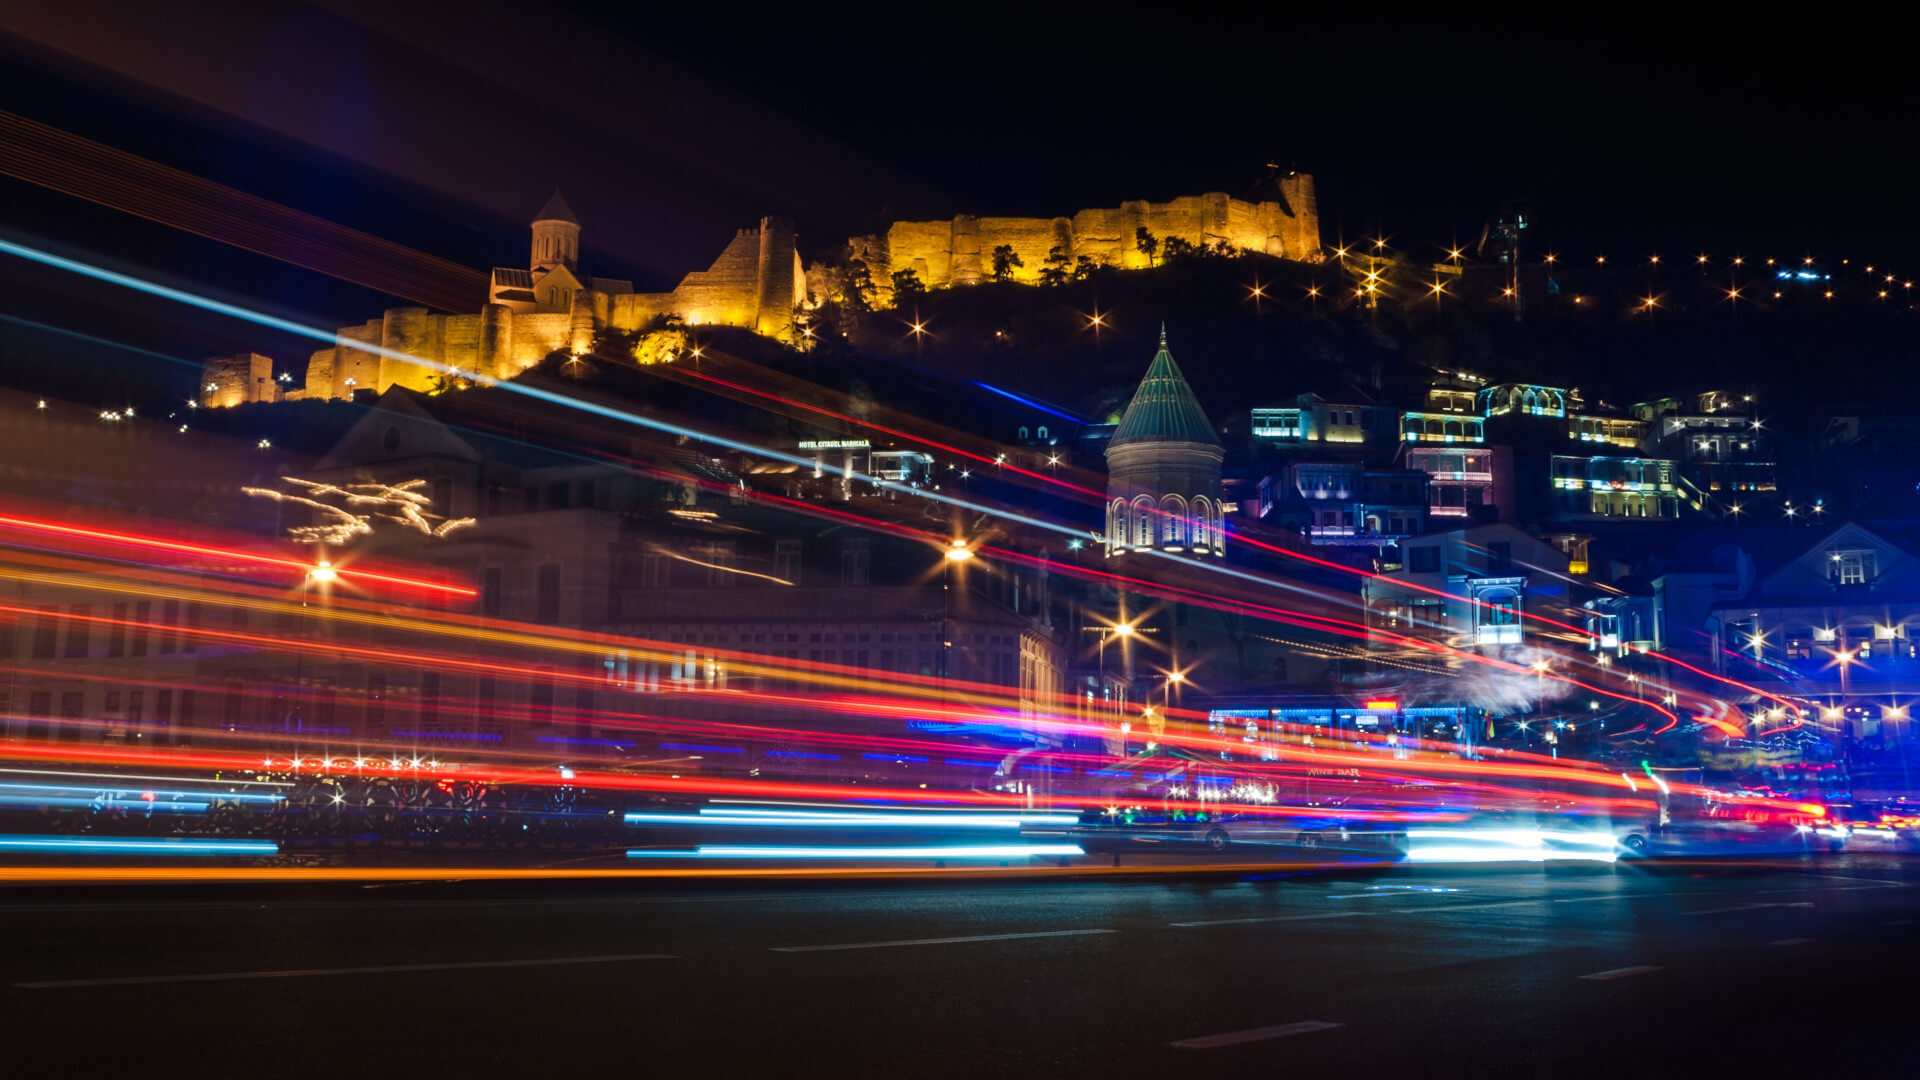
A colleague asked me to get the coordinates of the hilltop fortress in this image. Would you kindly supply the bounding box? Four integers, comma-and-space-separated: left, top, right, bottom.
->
201, 177, 1320, 405
846, 173, 1320, 306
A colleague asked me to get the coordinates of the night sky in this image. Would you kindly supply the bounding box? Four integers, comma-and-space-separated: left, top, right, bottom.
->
1, 5, 1915, 401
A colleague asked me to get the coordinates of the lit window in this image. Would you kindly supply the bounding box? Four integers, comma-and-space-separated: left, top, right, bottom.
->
1830, 550, 1876, 585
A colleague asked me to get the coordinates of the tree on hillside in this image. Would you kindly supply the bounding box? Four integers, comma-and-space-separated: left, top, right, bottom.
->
1161, 235, 1197, 263
1135, 226, 1159, 267
1072, 254, 1098, 282
890, 267, 926, 301
813, 253, 875, 329
1040, 245, 1071, 288
843, 258, 876, 317
990, 244, 1024, 283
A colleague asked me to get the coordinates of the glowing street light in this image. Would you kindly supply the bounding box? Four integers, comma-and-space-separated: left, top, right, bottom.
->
944, 539, 975, 562
307, 560, 338, 583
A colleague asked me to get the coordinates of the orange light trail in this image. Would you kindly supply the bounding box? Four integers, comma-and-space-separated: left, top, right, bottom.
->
0, 510, 474, 597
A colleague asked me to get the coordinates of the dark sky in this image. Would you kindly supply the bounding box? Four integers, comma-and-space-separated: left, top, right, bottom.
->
1, 3, 1916, 399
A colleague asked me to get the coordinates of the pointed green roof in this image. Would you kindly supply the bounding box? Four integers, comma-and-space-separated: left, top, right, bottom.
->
1108, 328, 1221, 450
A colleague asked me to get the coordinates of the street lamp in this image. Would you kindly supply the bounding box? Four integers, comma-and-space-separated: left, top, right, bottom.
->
1162, 668, 1187, 713
940, 540, 975, 704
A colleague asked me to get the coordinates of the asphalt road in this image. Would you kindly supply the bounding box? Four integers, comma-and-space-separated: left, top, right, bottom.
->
4, 854, 1919, 1077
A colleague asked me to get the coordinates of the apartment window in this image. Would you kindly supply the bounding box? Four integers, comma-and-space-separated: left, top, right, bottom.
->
108, 602, 127, 657
476, 674, 496, 722
132, 601, 150, 656
531, 670, 556, 727
159, 599, 180, 654
367, 673, 386, 728
127, 690, 144, 730
222, 681, 244, 727
774, 539, 802, 584
1408, 546, 1441, 573
482, 568, 504, 617
64, 604, 91, 657
31, 607, 59, 659
183, 603, 201, 652
702, 542, 736, 587
420, 672, 440, 727
643, 551, 670, 587
547, 482, 570, 510
841, 538, 870, 585
536, 564, 561, 623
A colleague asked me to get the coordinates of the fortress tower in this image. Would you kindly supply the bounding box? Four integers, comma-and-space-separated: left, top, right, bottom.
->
1105, 330, 1225, 557
530, 190, 579, 273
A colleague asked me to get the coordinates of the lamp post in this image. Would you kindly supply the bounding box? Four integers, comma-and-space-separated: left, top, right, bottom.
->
290, 559, 336, 737
1087, 621, 1136, 742
941, 540, 974, 708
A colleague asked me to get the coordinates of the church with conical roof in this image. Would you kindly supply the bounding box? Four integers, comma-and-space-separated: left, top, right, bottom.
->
1105, 329, 1225, 557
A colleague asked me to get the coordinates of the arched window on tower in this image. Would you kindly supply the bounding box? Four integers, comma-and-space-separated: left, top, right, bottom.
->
1131, 495, 1155, 549
1037, 426, 1049, 440
1159, 494, 1188, 548
1192, 496, 1215, 552
1018, 426, 1029, 440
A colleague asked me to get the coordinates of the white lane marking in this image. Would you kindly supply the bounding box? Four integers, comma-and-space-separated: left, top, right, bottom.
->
1769, 937, 1816, 947
14, 953, 676, 989
771, 928, 1114, 953
1173, 1020, 1343, 1049
1169, 889, 1723, 928
1578, 965, 1662, 981
1172, 897, 1564, 927
1691, 902, 1812, 915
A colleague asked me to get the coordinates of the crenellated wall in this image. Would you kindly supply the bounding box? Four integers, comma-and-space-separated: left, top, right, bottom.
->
206, 217, 805, 405
849, 176, 1320, 306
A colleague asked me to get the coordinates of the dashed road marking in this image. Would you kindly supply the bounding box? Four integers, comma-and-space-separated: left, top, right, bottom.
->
772, 928, 1114, 952
1578, 965, 1662, 981
1173, 1020, 1343, 1049
15, 953, 677, 989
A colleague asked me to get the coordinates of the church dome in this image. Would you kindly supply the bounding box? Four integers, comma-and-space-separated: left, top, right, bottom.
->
1104, 330, 1226, 558
1108, 329, 1221, 450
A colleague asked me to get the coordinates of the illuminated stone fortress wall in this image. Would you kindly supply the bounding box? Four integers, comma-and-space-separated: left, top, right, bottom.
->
202, 200, 804, 406
849, 174, 1320, 307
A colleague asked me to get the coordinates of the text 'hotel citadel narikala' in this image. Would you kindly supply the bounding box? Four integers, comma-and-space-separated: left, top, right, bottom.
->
199, 178, 1322, 405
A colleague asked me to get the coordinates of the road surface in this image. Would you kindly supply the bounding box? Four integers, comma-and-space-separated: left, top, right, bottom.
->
3, 854, 1916, 1076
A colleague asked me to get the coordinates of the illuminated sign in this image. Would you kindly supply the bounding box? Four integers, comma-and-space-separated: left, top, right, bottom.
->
798, 440, 870, 450
1363, 700, 1400, 711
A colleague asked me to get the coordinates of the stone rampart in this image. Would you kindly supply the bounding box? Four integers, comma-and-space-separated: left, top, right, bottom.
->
851, 176, 1320, 306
